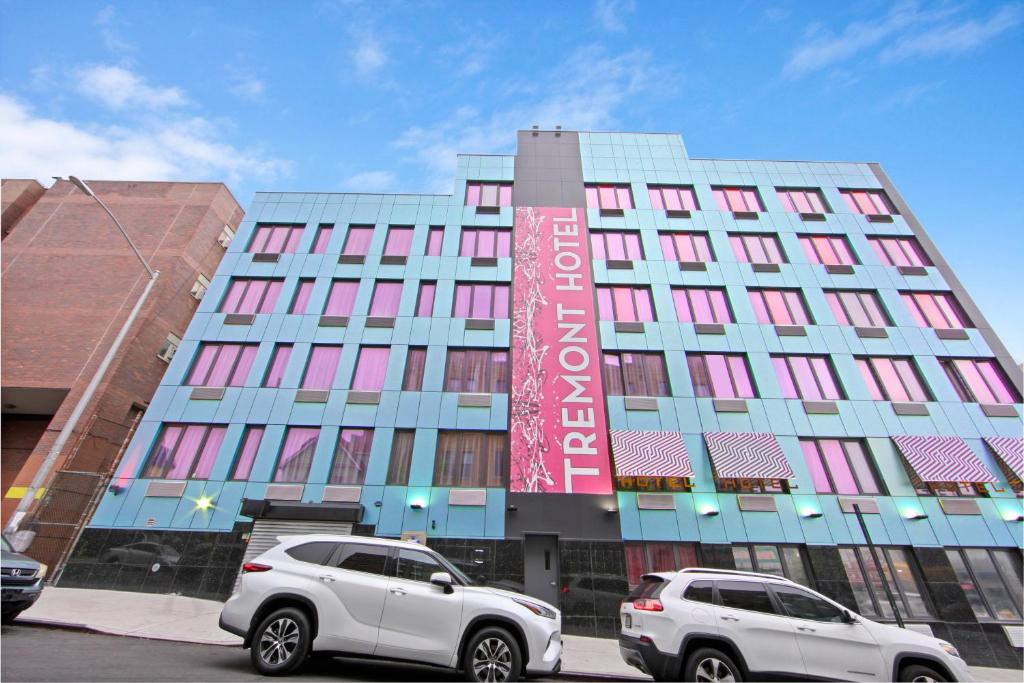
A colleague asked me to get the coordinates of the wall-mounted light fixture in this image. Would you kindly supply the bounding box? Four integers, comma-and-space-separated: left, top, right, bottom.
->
409, 501, 424, 510
700, 506, 719, 517
605, 506, 618, 514
108, 484, 125, 496
506, 505, 518, 512
374, 500, 383, 508
802, 510, 824, 519
1003, 512, 1024, 522
906, 512, 929, 521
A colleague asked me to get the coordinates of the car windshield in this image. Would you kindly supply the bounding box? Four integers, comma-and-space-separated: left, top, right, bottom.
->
436, 554, 475, 586
1, 536, 12, 552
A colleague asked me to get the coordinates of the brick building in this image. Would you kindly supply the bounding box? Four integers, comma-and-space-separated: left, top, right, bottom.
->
1, 179, 243, 571
61, 131, 1023, 666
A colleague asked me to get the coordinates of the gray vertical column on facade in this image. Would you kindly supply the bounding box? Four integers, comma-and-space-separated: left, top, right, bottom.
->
870, 163, 1023, 396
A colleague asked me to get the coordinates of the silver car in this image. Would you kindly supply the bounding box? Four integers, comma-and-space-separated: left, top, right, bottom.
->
1, 535, 46, 623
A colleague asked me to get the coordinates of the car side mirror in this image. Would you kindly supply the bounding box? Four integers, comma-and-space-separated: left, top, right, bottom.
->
842, 609, 858, 624
430, 571, 454, 594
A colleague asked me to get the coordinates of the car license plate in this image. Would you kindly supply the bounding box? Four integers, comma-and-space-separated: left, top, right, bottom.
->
623, 613, 632, 628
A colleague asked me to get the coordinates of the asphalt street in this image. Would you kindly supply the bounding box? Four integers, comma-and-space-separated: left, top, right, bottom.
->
0, 623, 595, 682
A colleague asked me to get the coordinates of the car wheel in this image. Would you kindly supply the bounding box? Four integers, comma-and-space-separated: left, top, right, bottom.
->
462, 626, 522, 682
683, 647, 743, 682
1, 611, 22, 625
900, 664, 948, 682
250, 607, 311, 676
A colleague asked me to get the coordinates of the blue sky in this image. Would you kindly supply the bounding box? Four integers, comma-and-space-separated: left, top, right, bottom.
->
2, 0, 1022, 359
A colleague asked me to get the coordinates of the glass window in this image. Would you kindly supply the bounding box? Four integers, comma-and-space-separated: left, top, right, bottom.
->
649, 185, 699, 212
465, 182, 512, 207
383, 227, 414, 256
603, 352, 671, 397
452, 283, 510, 319
444, 349, 510, 393
946, 549, 1023, 621
301, 345, 342, 390
772, 355, 844, 400
585, 183, 634, 210
777, 189, 829, 214
460, 228, 512, 258
231, 426, 264, 480
713, 187, 764, 212
342, 226, 374, 256
387, 430, 414, 485
416, 282, 436, 317
370, 281, 402, 317
286, 542, 337, 565
311, 225, 333, 254
867, 236, 931, 267
324, 280, 359, 316
329, 428, 373, 485
624, 542, 700, 586
732, 545, 810, 586
434, 431, 507, 487
901, 292, 970, 329
220, 278, 283, 314
673, 288, 733, 324
825, 290, 890, 327
838, 547, 934, 620
748, 289, 812, 326
660, 232, 714, 263
800, 439, 882, 495
290, 279, 315, 314
426, 227, 444, 256
248, 224, 303, 254
856, 357, 931, 402
141, 424, 227, 479
840, 189, 897, 216
718, 581, 776, 614
730, 233, 786, 264
351, 346, 389, 391
395, 548, 444, 582
799, 235, 857, 266
687, 353, 757, 399
590, 231, 643, 260
939, 358, 1019, 404
403, 347, 427, 391
187, 343, 258, 387
334, 543, 389, 575
773, 585, 845, 622
263, 344, 293, 388
597, 286, 656, 322
273, 427, 320, 483
683, 581, 714, 604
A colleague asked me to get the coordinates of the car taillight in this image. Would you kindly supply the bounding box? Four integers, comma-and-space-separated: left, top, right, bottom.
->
632, 599, 663, 612
242, 562, 272, 573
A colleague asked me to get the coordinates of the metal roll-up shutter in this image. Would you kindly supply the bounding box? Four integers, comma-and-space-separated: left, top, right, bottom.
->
231, 519, 353, 592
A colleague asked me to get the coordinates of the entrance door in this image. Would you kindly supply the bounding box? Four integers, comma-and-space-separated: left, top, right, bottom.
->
524, 534, 559, 606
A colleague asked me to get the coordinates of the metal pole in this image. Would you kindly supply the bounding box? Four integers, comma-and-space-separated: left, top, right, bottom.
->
853, 503, 904, 628
4, 180, 160, 537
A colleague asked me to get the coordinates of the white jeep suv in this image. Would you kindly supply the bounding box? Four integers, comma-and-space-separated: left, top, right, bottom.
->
619, 568, 972, 682
219, 535, 561, 681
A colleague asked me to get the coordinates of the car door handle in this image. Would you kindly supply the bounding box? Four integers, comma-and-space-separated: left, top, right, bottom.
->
389, 588, 407, 596
720, 616, 740, 622
318, 575, 336, 583
797, 626, 816, 633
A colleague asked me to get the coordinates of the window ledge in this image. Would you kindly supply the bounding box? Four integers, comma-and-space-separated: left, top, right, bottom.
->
803, 400, 839, 415
799, 212, 827, 222
475, 205, 501, 215
935, 328, 969, 340
380, 255, 407, 265
600, 208, 625, 217
224, 313, 255, 325
898, 265, 928, 276
981, 404, 1019, 418
338, 254, 366, 264
323, 485, 362, 503
694, 323, 726, 335
679, 261, 707, 272
614, 321, 645, 333
665, 209, 691, 219
732, 211, 758, 220
190, 387, 225, 401
252, 252, 281, 263
296, 389, 329, 403
866, 214, 895, 223
624, 396, 659, 411
366, 316, 395, 328
892, 402, 929, 416
775, 324, 806, 337
458, 393, 491, 407
319, 315, 349, 327
856, 326, 888, 339
825, 264, 855, 275
465, 318, 495, 330
751, 263, 781, 273
347, 390, 381, 405
713, 398, 748, 413
471, 256, 499, 267
606, 259, 633, 270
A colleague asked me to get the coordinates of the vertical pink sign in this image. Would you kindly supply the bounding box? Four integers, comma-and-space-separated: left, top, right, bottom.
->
510, 206, 613, 494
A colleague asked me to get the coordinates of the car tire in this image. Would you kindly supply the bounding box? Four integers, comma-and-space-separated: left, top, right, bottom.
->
1, 610, 22, 625
899, 664, 949, 682
683, 646, 744, 682
461, 626, 522, 682
249, 607, 312, 676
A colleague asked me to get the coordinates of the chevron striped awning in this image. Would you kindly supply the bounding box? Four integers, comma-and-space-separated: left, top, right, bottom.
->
891, 435, 997, 483
984, 436, 1024, 481
704, 432, 794, 480
611, 430, 693, 478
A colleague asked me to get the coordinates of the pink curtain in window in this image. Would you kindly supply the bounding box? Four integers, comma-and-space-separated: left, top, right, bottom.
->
773, 357, 798, 398
585, 186, 599, 209
220, 280, 246, 313
325, 281, 358, 316
477, 230, 495, 257
426, 228, 444, 256
403, 348, 427, 390
493, 285, 510, 318
311, 227, 333, 254
206, 345, 240, 386
264, 345, 292, 388
352, 347, 389, 390
605, 233, 626, 260
453, 284, 471, 317
343, 227, 374, 255
480, 184, 498, 207
143, 426, 182, 477
821, 439, 857, 494
597, 288, 614, 320
591, 234, 607, 260
302, 346, 342, 390
231, 346, 259, 386
598, 186, 617, 209
167, 425, 207, 479
613, 287, 638, 321
291, 280, 315, 314
274, 428, 320, 482
649, 188, 665, 210
384, 228, 414, 256
232, 427, 264, 480
187, 345, 219, 385
496, 230, 511, 256
856, 359, 885, 400
238, 280, 266, 313
713, 189, 730, 211
615, 186, 633, 209
249, 226, 272, 252
460, 230, 477, 256
465, 183, 482, 206
191, 427, 226, 479
471, 284, 491, 318
417, 283, 436, 316
499, 184, 512, 206
801, 441, 833, 493
370, 282, 402, 316
974, 360, 1015, 403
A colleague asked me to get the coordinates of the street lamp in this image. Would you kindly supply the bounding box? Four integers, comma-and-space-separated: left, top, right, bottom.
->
4, 177, 161, 540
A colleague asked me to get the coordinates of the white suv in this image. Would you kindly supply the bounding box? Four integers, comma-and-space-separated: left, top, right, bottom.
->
219, 535, 561, 681
619, 568, 972, 682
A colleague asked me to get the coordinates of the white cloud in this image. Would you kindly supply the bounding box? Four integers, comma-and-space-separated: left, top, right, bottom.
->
594, 0, 635, 32
94, 5, 134, 54
75, 65, 187, 110
0, 93, 290, 187
395, 46, 665, 192
352, 31, 387, 76
880, 4, 1024, 62
229, 76, 265, 101
342, 170, 396, 192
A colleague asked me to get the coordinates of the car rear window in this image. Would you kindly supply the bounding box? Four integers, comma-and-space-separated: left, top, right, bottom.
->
628, 577, 667, 600
683, 580, 714, 603
285, 542, 337, 565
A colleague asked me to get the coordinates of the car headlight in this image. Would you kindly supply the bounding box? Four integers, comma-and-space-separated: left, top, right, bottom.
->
37, 563, 48, 580
511, 597, 556, 619
939, 641, 961, 659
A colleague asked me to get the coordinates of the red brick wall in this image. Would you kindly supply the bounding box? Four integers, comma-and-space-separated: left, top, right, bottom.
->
1, 179, 45, 239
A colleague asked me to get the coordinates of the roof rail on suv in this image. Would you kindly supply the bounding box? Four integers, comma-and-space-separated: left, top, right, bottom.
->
678, 567, 797, 582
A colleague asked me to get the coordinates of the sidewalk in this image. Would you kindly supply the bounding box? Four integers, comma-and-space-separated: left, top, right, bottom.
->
19, 588, 1021, 681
